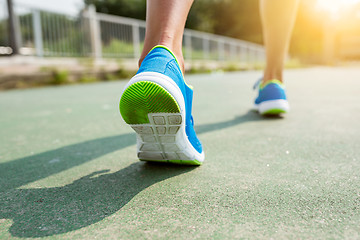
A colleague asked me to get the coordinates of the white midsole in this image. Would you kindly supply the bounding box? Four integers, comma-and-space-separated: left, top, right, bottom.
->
121, 72, 205, 162
254, 99, 290, 114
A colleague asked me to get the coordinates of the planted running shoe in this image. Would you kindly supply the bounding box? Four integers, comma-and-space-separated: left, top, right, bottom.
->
254, 79, 290, 115
119, 45, 204, 165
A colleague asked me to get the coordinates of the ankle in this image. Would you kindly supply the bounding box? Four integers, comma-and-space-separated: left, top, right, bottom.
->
263, 68, 283, 83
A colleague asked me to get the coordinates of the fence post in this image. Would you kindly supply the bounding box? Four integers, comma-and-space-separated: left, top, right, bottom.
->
32, 9, 43, 57
203, 36, 209, 60
88, 5, 102, 59
255, 48, 259, 64
251, 47, 256, 67
245, 45, 250, 67
217, 38, 224, 61
132, 22, 140, 59
6, 0, 21, 55
239, 45, 244, 63
230, 41, 236, 60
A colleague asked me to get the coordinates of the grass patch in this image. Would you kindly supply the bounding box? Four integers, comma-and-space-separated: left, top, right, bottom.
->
79, 75, 97, 83
51, 70, 69, 85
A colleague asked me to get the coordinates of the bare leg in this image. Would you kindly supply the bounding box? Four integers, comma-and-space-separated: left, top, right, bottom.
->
260, 0, 300, 83
139, 0, 193, 72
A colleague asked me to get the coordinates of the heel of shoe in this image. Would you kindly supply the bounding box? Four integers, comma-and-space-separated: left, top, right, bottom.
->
258, 99, 289, 115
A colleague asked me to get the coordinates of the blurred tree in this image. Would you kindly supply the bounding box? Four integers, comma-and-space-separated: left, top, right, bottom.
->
214, 0, 261, 43
186, 0, 219, 33
84, 0, 146, 20
187, 0, 262, 44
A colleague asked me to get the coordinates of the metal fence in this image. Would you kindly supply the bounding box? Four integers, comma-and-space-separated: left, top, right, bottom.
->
0, 2, 266, 64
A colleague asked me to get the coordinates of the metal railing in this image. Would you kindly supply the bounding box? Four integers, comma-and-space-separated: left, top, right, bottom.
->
0, 1, 266, 64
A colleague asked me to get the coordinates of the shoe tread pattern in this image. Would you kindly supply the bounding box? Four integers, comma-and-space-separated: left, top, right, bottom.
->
120, 81, 180, 124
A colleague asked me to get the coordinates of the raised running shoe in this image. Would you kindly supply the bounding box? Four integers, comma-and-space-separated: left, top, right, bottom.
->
119, 45, 204, 165
254, 79, 290, 115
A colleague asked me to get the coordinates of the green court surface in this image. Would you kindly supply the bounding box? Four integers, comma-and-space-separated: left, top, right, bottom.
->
0, 67, 359, 239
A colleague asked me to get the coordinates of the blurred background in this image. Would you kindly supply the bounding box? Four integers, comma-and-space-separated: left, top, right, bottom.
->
1, 0, 360, 89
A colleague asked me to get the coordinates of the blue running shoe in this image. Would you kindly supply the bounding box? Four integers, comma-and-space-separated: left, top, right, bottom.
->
254, 79, 290, 115
119, 45, 204, 165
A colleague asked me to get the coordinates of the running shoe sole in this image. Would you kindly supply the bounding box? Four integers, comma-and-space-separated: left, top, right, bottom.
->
255, 99, 290, 115
119, 72, 204, 165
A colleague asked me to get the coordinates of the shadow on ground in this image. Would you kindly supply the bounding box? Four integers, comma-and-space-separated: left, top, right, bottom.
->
0, 110, 281, 237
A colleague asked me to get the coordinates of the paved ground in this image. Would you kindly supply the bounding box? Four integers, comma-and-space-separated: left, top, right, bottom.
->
0, 67, 359, 239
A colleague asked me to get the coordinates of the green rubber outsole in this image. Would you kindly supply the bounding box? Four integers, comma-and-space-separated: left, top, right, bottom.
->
120, 81, 180, 124
261, 108, 287, 115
